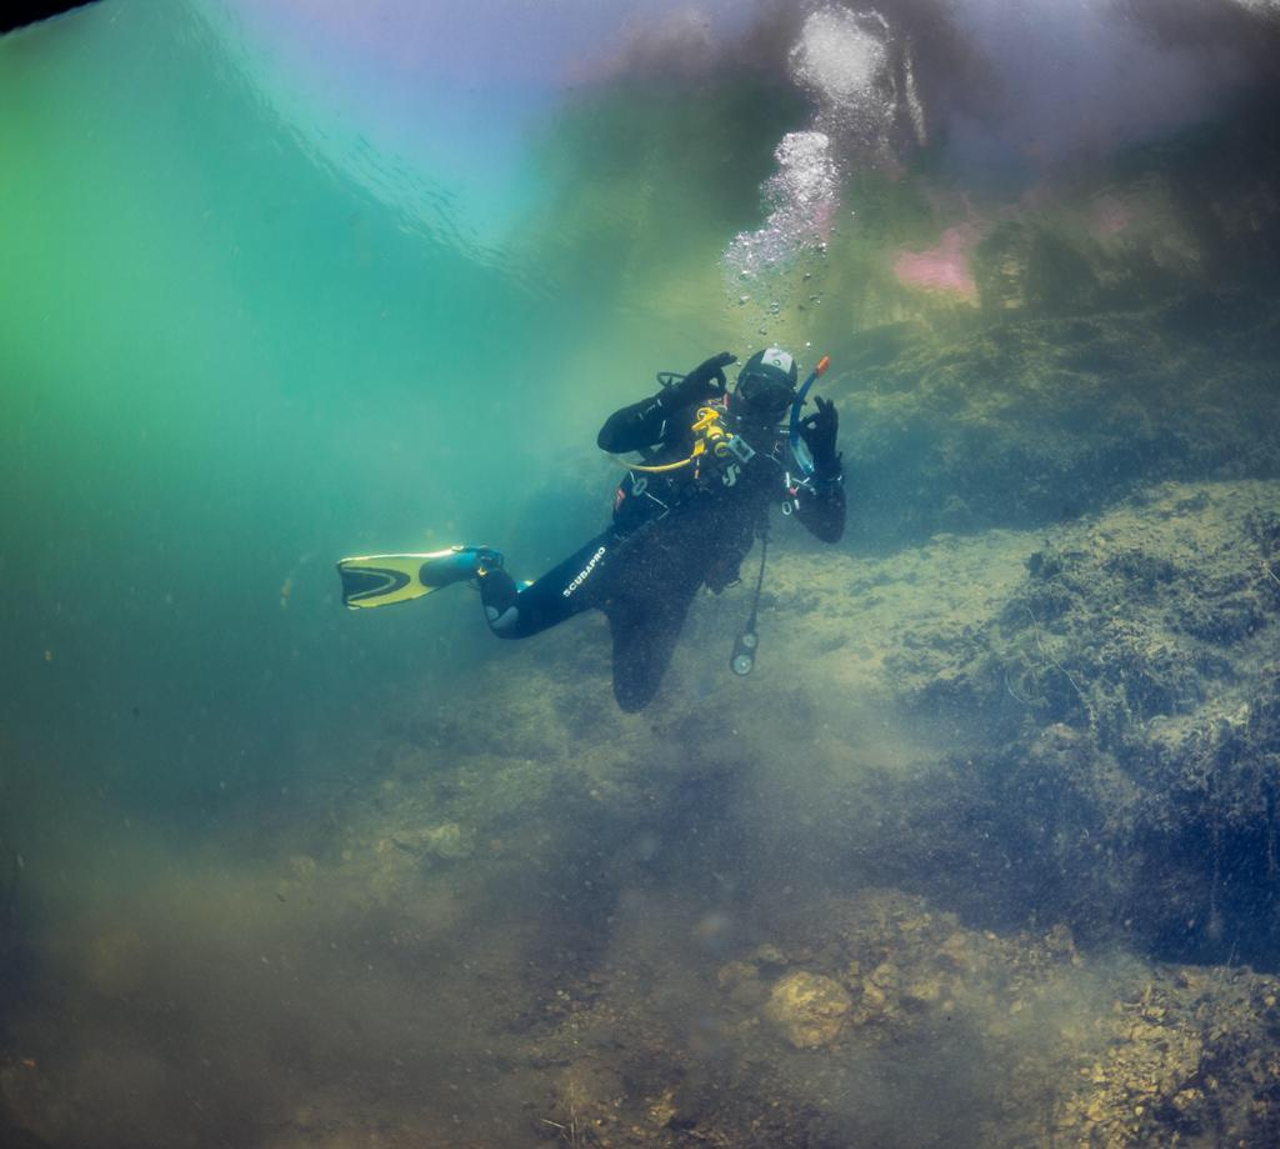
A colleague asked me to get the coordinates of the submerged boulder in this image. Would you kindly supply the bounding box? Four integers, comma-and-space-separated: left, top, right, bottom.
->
764, 970, 852, 1048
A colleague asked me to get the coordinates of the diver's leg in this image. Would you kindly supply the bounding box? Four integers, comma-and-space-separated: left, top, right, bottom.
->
480, 532, 616, 639
607, 593, 694, 712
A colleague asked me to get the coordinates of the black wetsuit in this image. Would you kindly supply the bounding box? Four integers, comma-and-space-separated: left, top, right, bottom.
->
478, 387, 846, 711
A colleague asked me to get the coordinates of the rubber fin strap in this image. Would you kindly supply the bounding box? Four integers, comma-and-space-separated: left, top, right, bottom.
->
788, 353, 831, 476
336, 550, 462, 609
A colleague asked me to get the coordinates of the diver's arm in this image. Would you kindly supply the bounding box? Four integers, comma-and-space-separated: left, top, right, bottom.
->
597, 352, 737, 454
792, 394, 845, 542
596, 393, 674, 453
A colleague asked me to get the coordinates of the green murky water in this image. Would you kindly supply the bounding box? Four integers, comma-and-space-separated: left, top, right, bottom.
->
3, 2, 1280, 1145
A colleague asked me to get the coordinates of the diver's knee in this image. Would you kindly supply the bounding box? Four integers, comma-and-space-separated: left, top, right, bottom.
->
480, 568, 523, 638
485, 603, 524, 639
613, 674, 658, 713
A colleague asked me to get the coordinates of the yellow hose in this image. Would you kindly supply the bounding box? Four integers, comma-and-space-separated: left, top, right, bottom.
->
607, 406, 723, 474
609, 453, 696, 473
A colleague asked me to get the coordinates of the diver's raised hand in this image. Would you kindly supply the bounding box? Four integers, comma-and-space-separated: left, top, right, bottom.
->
661, 352, 737, 410
800, 396, 840, 472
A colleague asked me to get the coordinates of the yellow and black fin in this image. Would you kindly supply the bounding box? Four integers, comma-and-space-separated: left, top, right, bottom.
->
336, 546, 495, 610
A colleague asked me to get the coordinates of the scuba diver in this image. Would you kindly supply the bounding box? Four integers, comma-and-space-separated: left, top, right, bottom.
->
337, 348, 846, 712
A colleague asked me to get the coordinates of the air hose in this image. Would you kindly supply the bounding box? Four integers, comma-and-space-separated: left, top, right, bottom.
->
609, 406, 750, 475
730, 527, 770, 677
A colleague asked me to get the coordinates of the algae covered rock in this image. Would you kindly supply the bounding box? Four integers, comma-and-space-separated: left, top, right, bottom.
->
286, 855, 318, 881
389, 822, 473, 861
861, 480, 1280, 962
764, 970, 852, 1048
717, 960, 768, 1008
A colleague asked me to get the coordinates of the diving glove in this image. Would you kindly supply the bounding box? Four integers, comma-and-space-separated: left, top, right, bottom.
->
659, 351, 737, 411
799, 396, 841, 477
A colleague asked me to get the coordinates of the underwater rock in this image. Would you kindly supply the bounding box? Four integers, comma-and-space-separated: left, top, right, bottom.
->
389, 822, 473, 861
763, 970, 852, 1047
717, 960, 768, 1008
753, 942, 788, 967
518, 885, 1280, 1145
832, 289, 1280, 549
314, 476, 1280, 1144
857, 480, 1280, 961
286, 855, 317, 881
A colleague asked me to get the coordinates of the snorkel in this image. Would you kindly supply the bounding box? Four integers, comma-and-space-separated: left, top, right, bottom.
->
788, 354, 831, 475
